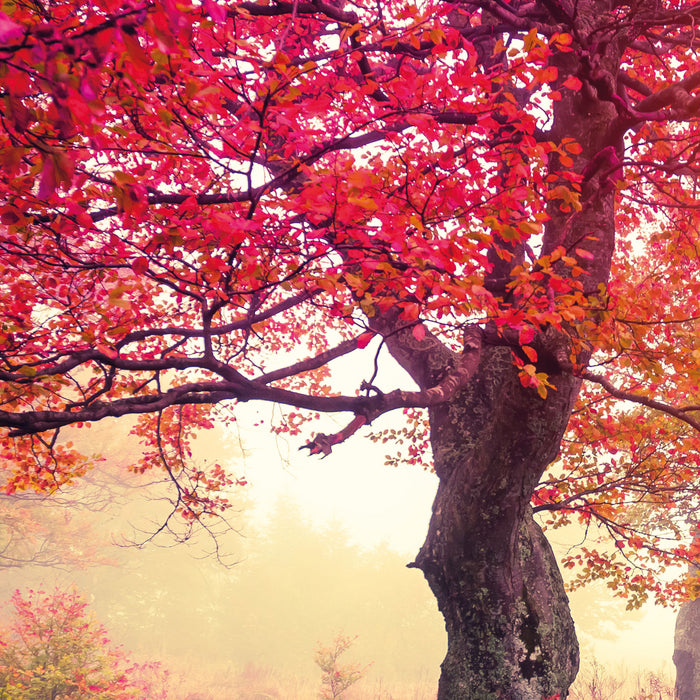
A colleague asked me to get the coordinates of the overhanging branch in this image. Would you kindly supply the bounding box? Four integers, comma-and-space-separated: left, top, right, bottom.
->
0, 328, 482, 438
582, 371, 700, 433
300, 327, 483, 456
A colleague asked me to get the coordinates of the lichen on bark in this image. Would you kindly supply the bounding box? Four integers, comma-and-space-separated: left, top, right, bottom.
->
674, 598, 700, 700
407, 344, 581, 699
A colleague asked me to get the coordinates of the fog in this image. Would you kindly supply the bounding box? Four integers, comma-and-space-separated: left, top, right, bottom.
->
1, 418, 677, 699
1, 420, 447, 698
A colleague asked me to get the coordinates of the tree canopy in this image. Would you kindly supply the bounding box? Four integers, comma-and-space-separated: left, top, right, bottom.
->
1, 0, 699, 667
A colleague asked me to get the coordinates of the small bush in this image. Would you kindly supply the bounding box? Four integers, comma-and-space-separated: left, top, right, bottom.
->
0, 588, 165, 700
315, 634, 367, 700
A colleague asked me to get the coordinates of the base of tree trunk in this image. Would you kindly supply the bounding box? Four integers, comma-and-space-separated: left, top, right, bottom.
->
674, 596, 700, 700
414, 507, 578, 700
410, 345, 581, 699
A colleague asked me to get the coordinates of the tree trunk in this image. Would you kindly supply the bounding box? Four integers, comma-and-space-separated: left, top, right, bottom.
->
385, 7, 623, 694
674, 598, 700, 700
674, 531, 700, 700
411, 344, 581, 699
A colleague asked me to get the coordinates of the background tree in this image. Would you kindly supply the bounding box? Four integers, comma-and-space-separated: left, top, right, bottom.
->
59, 495, 446, 684
1, 0, 700, 698
0, 493, 104, 571
0, 588, 159, 700
0, 458, 143, 572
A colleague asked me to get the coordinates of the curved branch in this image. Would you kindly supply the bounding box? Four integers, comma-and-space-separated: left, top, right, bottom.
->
631, 70, 700, 121
300, 329, 483, 456
256, 336, 360, 385
582, 371, 700, 433
0, 330, 482, 437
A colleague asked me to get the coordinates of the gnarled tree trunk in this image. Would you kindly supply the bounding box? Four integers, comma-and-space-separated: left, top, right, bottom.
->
674, 598, 700, 700
382, 29, 622, 694
411, 344, 581, 699
674, 530, 700, 700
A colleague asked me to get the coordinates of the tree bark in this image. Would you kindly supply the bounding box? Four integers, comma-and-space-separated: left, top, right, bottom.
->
674, 598, 700, 700
674, 532, 700, 700
383, 82, 619, 691
372, 3, 627, 696
409, 343, 580, 699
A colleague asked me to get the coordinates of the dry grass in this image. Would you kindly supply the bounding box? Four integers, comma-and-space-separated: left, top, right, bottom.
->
161, 661, 438, 700
569, 660, 675, 700
145, 657, 677, 700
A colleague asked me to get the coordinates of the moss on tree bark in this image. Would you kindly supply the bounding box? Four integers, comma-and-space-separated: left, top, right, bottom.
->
409, 345, 580, 699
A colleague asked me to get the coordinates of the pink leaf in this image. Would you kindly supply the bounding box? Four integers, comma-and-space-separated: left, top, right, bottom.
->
0, 11, 23, 43
203, 0, 227, 23
38, 156, 57, 200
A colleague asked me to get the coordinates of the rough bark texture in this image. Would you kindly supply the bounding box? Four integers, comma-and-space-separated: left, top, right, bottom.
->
383, 97, 620, 700
674, 598, 700, 700
384, 15, 622, 692
674, 542, 700, 700
409, 13, 623, 695
410, 345, 581, 699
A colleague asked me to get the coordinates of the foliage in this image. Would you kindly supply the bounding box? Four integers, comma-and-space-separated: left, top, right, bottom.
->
315, 634, 366, 700
0, 493, 104, 570
0, 0, 699, 612
0, 588, 161, 700
0, 451, 142, 570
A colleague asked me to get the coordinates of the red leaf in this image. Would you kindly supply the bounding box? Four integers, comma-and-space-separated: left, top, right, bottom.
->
131, 257, 149, 274
38, 156, 57, 200
357, 331, 374, 349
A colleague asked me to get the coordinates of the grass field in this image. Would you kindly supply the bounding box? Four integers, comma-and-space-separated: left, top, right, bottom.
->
153, 658, 675, 700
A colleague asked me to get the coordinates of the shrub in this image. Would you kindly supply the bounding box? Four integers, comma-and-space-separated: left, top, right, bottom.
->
0, 588, 157, 700
315, 634, 367, 700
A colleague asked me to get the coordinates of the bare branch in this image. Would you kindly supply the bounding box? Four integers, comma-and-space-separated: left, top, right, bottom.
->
300, 329, 483, 456
256, 336, 361, 385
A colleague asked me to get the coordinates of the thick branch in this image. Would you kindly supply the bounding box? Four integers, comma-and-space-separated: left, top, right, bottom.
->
0, 330, 482, 437
116, 290, 319, 348
582, 371, 700, 433
477, 0, 565, 35
238, 0, 358, 25
300, 329, 483, 456
630, 70, 700, 121
256, 336, 360, 385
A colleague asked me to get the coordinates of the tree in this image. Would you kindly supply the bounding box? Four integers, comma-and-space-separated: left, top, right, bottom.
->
0, 491, 107, 570
1, 0, 699, 697
0, 588, 155, 700
673, 527, 700, 700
